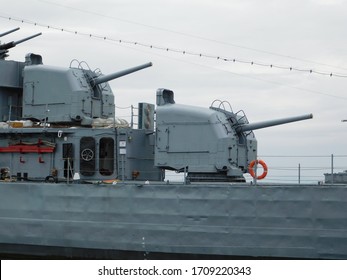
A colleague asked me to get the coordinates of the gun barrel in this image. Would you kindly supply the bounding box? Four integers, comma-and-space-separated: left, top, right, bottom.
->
92, 62, 152, 86
0, 32, 42, 50
14, 32, 42, 45
236, 113, 313, 132
0, 27, 20, 38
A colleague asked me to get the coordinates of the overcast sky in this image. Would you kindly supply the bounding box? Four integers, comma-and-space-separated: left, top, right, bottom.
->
1, 0, 347, 183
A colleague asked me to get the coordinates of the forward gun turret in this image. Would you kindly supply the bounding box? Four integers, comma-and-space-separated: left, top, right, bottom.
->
22, 59, 153, 124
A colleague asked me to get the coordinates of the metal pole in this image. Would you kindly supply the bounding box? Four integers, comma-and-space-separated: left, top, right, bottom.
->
131, 105, 134, 128
113, 104, 116, 128
67, 158, 70, 185
331, 154, 334, 185
298, 163, 301, 184
8, 96, 12, 120
9, 105, 12, 121
122, 154, 125, 182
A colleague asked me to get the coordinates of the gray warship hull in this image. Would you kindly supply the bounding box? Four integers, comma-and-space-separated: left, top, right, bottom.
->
1, 181, 347, 259
1, 28, 344, 260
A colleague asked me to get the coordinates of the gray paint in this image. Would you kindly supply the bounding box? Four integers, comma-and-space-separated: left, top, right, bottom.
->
0, 127, 162, 182
155, 89, 312, 181
0, 182, 346, 259
2, 29, 344, 259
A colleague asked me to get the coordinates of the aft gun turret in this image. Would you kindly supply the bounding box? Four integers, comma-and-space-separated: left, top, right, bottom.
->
154, 89, 314, 182
236, 113, 313, 132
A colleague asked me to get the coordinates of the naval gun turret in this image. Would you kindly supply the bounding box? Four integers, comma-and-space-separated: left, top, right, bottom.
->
0, 28, 313, 183
22, 60, 152, 125
0, 28, 42, 121
0, 27, 152, 125
155, 89, 313, 182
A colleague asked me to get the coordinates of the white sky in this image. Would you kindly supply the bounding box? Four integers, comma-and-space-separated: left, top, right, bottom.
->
1, 0, 347, 183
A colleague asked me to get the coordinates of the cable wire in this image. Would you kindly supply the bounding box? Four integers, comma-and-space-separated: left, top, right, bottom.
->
1, 14, 347, 78
38, 0, 347, 72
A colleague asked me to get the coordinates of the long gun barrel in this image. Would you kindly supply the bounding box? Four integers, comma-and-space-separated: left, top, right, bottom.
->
0, 27, 20, 38
0, 32, 42, 50
92, 62, 153, 86
236, 113, 313, 132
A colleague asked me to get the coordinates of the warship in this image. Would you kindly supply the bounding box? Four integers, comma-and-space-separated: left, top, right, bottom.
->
0, 28, 347, 259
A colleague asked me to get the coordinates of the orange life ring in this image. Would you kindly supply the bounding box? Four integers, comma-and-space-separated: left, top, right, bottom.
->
248, 159, 268, 180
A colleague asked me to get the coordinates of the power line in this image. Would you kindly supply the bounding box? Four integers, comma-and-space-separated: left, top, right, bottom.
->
1, 14, 347, 79
38, 0, 347, 73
